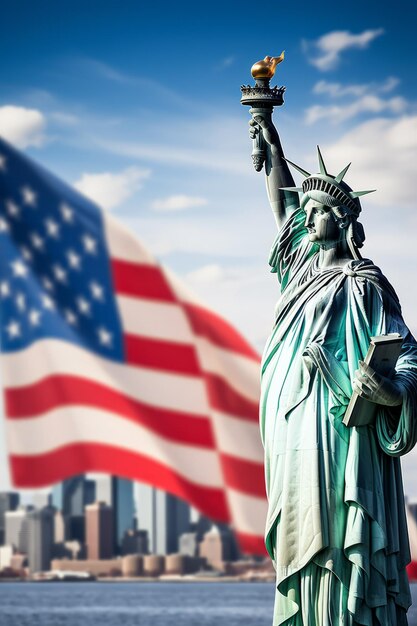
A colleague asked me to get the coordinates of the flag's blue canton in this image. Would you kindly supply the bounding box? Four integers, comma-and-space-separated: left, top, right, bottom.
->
0, 138, 124, 361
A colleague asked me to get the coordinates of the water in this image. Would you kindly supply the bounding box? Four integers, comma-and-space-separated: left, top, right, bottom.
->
0, 581, 275, 626
0, 581, 416, 625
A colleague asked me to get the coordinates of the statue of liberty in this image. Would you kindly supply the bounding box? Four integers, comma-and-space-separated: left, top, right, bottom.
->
244, 57, 417, 625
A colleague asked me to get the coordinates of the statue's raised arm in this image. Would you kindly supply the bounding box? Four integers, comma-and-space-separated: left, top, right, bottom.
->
249, 112, 298, 228
241, 53, 298, 229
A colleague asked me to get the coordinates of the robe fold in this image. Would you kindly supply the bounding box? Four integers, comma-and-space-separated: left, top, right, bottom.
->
261, 207, 417, 625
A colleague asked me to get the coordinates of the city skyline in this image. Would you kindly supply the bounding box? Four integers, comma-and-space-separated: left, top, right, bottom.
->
0, 475, 245, 576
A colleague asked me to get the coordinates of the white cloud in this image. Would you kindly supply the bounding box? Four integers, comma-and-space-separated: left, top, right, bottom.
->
74, 166, 150, 210
305, 95, 407, 125
97, 136, 247, 175
0, 105, 46, 148
313, 76, 399, 99
306, 76, 406, 124
151, 194, 208, 211
186, 264, 228, 283
304, 28, 384, 71
321, 114, 416, 209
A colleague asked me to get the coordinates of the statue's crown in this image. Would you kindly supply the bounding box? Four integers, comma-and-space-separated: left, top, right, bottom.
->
280, 147, 375, 216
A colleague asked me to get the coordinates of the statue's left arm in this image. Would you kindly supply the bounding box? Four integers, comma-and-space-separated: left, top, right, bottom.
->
347, 267, 417, 456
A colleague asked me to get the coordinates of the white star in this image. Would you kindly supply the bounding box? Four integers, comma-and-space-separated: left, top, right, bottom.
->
97, 326, 112, 347
0, 155, 7, 172
42, 294, 55, 310
6, 200, 20, 218
52, 264, 67, 284
67, 250, 81, 270
64, 309, 77, 326
21, 186, 37, 207
11, 260, 28, 278
0, 281, 10, 297
77, 297, 91, 316
28, 309, 41, 326
6, 320, 20, 339
45, 219, 60, 239
16, 293, 26, 312
31, 233, 45, 251
60, 203, 74, 223
82, 234, 97, 254
42, 277, 54, 291
21, 246, 33, 262
0, 217, 9, 233
90, 281, 104, 301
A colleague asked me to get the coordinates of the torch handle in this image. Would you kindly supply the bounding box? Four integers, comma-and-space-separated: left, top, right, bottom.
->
249, 106, 273, 173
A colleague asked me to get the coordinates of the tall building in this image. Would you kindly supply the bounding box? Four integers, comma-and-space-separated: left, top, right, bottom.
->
137, 485, 190, 554
52, 475, 96, 517
0, 492, 20, 544
5, 506, 33, 553
51, 475, 95, 543
95, 476, 135, 552
85, 502, 113, 559
27, 507, 54, 573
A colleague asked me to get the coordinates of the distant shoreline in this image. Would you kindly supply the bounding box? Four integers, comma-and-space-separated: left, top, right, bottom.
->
0, 576, 276, 584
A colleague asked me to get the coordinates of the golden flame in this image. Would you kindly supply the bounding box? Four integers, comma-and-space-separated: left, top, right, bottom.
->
251, 52, 285, 79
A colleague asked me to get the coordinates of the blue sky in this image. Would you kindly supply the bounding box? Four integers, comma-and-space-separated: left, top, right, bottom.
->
0, 0, 417, 496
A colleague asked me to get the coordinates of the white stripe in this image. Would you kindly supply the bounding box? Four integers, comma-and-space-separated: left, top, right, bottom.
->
117, 296, 194, 344
195, 337, 260, 402
104, 212, 156, 265
1, 339, 210, 416
227, 489, 267, 535
212, 411, 263, 463
6, 407, 222, 487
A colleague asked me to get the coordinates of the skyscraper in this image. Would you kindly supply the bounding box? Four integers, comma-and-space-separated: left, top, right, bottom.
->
5, 506, 32, 553
0, 492, 20, 544
27, 507, 54, 573
137, 485, 190, 554
95, 476, 135, 553
52, 475, 96, 517
51, 475, 96, 543
85, 502, 113, 559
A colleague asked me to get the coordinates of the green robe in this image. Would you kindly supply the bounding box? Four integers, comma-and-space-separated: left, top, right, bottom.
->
260, 208, 417, 625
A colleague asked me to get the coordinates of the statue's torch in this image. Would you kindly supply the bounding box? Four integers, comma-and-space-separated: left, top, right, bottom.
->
240, 53, 286, 172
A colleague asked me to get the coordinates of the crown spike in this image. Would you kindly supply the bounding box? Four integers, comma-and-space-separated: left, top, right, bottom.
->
317, 145, 328, 176
335, 162, 351, 183
350, 190, 376, 198
279, 187, 303, 193
282, 157, 311, 178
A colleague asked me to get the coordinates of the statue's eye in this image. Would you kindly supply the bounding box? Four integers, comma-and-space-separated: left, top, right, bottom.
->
313, 207, 325, 215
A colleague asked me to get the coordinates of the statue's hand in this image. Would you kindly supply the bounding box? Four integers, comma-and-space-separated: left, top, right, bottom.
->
248, 118, 260, 141
353, 361, 404, 407
248, 113, 279, 148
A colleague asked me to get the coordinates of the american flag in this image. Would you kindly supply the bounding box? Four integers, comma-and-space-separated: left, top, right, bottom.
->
0, 138, 266, 554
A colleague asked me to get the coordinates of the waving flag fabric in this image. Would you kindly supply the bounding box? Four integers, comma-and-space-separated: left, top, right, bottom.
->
0, 138, 266, 554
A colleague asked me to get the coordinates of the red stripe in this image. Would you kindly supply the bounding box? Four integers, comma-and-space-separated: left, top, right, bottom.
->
206, 373, 259, 422
184, 303, 259, 361
112, 260, 176, 302
125, 334, 201, 375
220, 453, 266, 498
236, 532, 267, 556
5, 375, 215, 448
10, 443, 230, 524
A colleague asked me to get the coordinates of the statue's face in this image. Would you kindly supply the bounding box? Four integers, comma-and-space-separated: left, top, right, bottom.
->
303, 199, 342, 246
